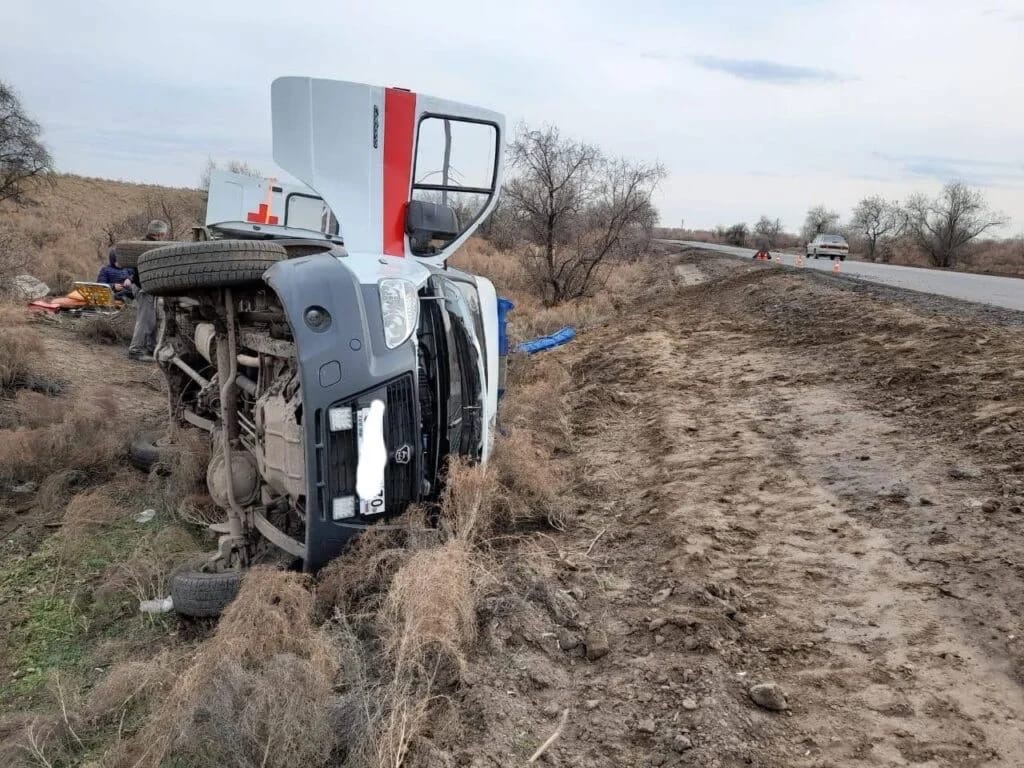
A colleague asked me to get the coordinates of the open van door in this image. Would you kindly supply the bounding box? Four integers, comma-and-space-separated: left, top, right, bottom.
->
271, 77, 504, 267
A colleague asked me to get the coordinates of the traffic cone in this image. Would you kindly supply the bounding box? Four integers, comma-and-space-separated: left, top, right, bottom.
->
796, 254, 804, 268
832, 259, 841, 274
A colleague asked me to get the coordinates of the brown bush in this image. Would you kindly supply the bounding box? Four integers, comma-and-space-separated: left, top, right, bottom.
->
9, 390, 64, 428
73, 307, 136, 345
502, 354, 573, 454
85, 651, 179, 727
0, 324, 44, 395
115, 568, 339, 768
348, 539, 476, 768
316, 522, 414, 618
0, 394, 132, 483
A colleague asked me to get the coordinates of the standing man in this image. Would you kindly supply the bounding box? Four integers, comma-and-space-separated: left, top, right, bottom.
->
127, 219, 170, 362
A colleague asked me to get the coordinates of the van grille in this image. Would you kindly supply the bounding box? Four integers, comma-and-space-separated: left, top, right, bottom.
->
323, 375, 418, 518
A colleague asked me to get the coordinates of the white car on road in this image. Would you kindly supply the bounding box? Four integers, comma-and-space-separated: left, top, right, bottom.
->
807, 234, 849, 261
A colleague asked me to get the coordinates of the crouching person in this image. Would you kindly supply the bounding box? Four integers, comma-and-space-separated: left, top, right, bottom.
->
128, 219, 169, 362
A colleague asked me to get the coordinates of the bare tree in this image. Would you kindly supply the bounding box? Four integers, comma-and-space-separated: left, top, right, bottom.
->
850, 196, 905, 262
753, 216, 783, 247
0, 80, 54, 205
905, 182, 1007, 268
505, 123, 666, 304
801, 205, 840, 243
99, 189, 203, 251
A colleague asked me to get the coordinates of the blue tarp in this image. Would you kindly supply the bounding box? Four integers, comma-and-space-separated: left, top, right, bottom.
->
517, 326, 577, 355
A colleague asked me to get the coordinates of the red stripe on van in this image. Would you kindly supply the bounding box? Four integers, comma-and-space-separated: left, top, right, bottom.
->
382, 88, 416, 256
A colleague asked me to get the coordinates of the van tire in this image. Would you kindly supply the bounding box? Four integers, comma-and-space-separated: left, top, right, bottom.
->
170, 558, 242, 618
129, 430, 174, 472
137, 241, 286, 296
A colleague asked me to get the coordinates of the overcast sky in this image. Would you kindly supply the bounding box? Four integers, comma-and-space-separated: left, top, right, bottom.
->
4, 0, 1023, 233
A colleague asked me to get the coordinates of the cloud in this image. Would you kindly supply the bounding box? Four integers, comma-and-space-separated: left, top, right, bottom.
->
690, 55, 847, 84
874, 152, 1024, 187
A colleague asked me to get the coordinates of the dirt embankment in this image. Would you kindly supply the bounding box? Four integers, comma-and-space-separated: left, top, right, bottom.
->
445, 252, 1024, 767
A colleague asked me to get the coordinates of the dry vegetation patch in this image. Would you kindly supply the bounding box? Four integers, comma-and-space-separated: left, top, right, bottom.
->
113, 568, 340, 768
0, 393, 133, 484
0, 174, 203, 289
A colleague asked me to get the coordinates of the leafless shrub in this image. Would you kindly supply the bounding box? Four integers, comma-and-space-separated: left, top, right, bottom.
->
753, 216, 782, 247
347, 540, 475, 768
84, 651, 179, 730
441, 432, 565, 542
316, 523, 414, 618
717, 222, 748, 246
502, 354, 573, 454
505, 123, 665, 304
801, 205, 840, 243
99, 188, 201, 249
105, 526, 199, 605
849, 195, 906, 262
905, 182, 1008, 268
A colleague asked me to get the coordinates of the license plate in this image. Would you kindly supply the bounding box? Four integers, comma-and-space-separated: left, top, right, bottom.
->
356, 407, 386, 516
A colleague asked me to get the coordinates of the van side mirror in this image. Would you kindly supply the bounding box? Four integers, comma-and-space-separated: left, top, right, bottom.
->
405, 200, 460, 254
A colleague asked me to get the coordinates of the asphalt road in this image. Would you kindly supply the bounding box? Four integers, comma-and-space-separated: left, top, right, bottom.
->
661, 240, 1024, 312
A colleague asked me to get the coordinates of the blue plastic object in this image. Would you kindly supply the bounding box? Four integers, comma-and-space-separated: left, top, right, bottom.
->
497, 297, 515, 399
497, 298, 515, 356
517, 326, 577, 355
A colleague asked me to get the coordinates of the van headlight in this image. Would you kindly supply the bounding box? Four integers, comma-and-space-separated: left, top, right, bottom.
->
379, 279, 419, 349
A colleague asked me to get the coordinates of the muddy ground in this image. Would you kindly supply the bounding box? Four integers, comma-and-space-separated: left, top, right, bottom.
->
455, 251, 1024, 768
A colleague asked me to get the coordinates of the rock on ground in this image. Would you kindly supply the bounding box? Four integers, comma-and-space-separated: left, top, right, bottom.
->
749, 683, 789, 712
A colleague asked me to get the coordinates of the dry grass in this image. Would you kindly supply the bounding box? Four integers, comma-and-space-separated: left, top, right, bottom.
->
0, 322, 45, 395
113, 568, 340, 768
103, 525, 199, 605
964, 238, 1024, 276
152, 427, 211, 509
0, 174, 203, 289
8, 390, 65, 428
0, 394, 133, 484
61, 489, 121, 537
72, 308, 136, 346
340, 539, 476, 768
450, 238, 652, 342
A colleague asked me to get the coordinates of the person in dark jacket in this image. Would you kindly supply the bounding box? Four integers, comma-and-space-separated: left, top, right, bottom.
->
96, 248, 135, 296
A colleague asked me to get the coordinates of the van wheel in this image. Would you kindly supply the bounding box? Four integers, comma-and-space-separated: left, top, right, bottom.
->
129, 430, 174, 472
170, 558, 242, 618
137, 241, 286, 296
